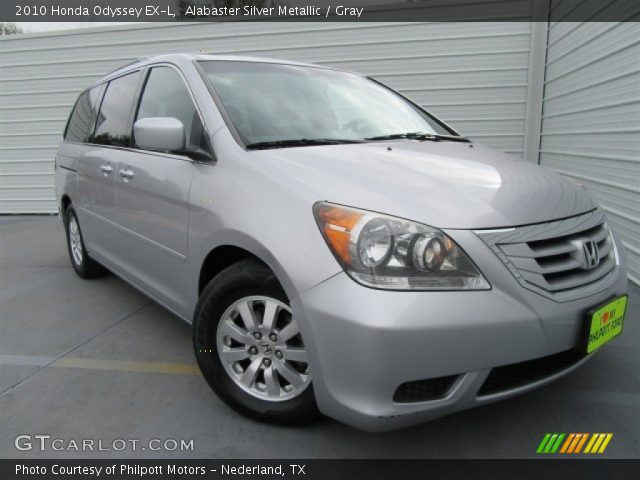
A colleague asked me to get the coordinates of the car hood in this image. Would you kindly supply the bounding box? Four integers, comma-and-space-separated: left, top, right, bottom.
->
257, 141, 595, 229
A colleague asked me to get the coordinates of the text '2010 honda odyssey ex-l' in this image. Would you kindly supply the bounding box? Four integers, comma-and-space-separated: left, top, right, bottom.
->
55, 54, 628, 432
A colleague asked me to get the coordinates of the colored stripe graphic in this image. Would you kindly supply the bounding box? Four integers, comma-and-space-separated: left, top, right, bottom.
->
550, 433, 565, 453
537, 433, 565, 454
560, 433, 575, 453
567, 434, 583, 453
544, 434, 559, 453
597, 434, 613, 453
585, 433, 613, 454
592, 434, 606, 452
537, 434, 552, 453
584, 434, 598, 453
574, 433, 589, 453
538, 433, 613, 454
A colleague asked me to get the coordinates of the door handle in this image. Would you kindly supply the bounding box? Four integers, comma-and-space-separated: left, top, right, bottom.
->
99, 164, 113, 175
119, 168, 134, 180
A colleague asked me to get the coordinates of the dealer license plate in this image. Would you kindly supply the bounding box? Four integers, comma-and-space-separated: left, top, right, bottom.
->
585, 295, 627, 354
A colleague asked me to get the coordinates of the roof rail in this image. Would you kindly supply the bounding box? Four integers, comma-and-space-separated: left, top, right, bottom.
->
104, 56, 150, 76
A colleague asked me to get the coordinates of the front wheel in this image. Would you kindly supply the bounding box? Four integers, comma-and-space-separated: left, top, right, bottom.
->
193, 259, 319, 425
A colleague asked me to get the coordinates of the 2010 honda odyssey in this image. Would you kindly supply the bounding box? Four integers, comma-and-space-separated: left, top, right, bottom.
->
55, 54, 628, 432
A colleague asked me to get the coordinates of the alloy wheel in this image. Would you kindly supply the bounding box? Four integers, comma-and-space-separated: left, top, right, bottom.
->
215, 296, 311, 402
68, 215, 83, 266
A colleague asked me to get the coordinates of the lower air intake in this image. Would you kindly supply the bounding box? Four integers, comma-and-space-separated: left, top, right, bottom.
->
478, 349, 585, 396
393, 375, 458, 403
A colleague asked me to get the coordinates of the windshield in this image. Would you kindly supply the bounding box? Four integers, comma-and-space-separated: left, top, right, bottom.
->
199, 61, 455, 146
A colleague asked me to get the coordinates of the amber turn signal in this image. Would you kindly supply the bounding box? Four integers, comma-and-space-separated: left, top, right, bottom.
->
314, 204, 364, 264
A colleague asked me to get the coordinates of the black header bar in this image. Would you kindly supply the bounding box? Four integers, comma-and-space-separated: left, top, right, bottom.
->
3, 0, 640, 23
2, 459, 640, 480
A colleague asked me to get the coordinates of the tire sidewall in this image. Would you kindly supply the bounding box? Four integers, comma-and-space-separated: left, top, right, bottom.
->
193, 262, 318, 424
64, 206, 87, 275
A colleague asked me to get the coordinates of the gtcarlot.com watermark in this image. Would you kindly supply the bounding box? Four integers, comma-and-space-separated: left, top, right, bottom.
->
15, 434, 194, 452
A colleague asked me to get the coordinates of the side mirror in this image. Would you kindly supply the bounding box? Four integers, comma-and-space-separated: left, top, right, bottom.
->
134, 117, 185, 153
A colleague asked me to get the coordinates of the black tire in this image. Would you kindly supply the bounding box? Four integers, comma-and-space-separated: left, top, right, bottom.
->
64, 205, 107, 279
193, 258, 320, 425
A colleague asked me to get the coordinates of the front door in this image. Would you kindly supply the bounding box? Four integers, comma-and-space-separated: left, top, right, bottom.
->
111, 65, 206, 316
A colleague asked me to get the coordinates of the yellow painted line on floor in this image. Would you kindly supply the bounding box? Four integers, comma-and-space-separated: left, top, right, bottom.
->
51, 357, 201, 376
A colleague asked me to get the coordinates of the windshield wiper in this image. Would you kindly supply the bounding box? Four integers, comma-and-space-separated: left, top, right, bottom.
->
365, 132, 471, 143
246, 138, 363, 150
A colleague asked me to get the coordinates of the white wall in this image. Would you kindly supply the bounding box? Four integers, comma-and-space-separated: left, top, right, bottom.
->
0, 22, 535, 213
539, 22, 640, 285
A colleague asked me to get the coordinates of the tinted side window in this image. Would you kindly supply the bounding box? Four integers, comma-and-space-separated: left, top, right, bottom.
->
135, 67, 207, 151
64, 85, 104, 143
93, 71, 141, 147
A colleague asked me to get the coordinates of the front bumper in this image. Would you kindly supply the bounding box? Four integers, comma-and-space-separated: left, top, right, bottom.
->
292, 230, 628, 432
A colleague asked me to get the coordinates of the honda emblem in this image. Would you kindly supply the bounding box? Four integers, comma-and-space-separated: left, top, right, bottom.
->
581, 240, 599, 270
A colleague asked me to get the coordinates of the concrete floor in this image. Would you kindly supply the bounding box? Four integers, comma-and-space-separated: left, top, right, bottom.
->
0, 215, 638, 459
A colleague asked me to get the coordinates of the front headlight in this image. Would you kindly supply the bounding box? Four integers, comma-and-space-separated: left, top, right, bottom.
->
313, 202, 490, 290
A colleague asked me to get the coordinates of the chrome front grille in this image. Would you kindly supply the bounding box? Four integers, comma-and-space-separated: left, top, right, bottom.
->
476, 209, 619, 301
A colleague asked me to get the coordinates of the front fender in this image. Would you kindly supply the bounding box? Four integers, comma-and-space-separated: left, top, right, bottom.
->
186, 150, 342, 321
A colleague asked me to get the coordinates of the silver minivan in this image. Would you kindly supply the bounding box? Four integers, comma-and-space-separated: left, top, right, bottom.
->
56, 54, 628, 432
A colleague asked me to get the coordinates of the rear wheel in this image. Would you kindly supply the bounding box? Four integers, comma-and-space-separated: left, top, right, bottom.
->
64, 205, 107, 279
193, 258, 319, 425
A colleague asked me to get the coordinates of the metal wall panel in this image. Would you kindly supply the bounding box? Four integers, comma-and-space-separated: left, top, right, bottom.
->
0, 21, 533, 214
539, 22, 640, 285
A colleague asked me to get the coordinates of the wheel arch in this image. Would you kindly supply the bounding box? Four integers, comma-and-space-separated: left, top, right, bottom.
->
61, 194, 72, 218
196, 233, 298, 303
198, 245, 266, 295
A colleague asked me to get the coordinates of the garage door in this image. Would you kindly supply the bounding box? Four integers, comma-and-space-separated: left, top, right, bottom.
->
539, 22, 640, 285
0, 21, 534, 214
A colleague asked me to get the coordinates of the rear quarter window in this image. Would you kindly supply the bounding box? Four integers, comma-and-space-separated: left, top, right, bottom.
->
64, 84, 104, 143
93, 71, 141, 147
